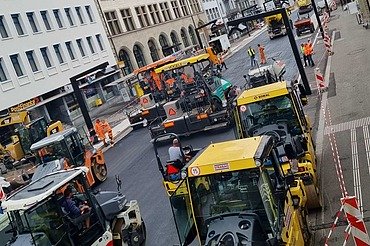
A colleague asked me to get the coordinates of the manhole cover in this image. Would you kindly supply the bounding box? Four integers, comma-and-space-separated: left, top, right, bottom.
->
348, 48, 366, 55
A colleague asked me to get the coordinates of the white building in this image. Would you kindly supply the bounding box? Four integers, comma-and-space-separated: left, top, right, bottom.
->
0, 0, 117, 124
97, 0, 207, 76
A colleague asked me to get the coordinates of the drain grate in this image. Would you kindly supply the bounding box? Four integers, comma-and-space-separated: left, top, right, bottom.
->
334, 31, 341, 40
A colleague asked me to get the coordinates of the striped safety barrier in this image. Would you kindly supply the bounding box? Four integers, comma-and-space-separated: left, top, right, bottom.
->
342, 196, 370, 246
324, 32, 333, 55
315, 67, 326, 89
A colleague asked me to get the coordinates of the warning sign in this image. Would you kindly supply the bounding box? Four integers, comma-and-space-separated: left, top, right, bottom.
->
142, 98, 148, 104
240, 105, 247, 112
168, 108, 176, 116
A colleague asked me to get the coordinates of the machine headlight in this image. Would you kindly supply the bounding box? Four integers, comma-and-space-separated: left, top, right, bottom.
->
255, 159, 262, 167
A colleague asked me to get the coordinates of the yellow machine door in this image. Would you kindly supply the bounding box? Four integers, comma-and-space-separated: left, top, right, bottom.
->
169, 179, 197, 246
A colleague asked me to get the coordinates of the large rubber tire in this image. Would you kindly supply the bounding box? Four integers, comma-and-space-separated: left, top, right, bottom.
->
310, 24, 315, 33
92, 162, 107, 183
296, 29, 301, 36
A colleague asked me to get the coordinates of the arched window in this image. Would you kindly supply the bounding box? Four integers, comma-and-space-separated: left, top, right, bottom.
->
118, 49, 133, 75
133, 44, 147, 68
170, 31, 180, 51
180, 28, 190, 47
159, 34, 169, 48
188, 26, 197, 45
148, 39, 159, 62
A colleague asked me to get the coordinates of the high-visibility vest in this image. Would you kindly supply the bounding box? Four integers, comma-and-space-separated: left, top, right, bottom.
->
247, 48, 255, 57
300, 46, 305, 54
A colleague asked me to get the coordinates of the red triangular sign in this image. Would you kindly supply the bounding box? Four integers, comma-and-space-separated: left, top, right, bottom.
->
142, 98, 148, 104
168, 108, 176, 116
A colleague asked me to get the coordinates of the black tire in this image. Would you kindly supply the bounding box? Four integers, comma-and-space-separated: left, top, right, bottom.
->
91, 162, 107, 184
310, 24, 315, 33
296, 29, 301, 36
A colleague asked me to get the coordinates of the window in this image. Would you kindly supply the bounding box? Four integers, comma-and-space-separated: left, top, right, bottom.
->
40, 11, 52, 30
105, 11, 122, 35
86, 37, 95, 54
160, 2, 173, 21
10, 54, 24, 77
153, 4, 162, 23
65, 8, 75, 26
95, 34, 105, 51
171, 1, 182, 18
170, 32, 180, 51
188, 0, 201, 13
25, 50, 39, 72
85, 6, 94, 22
65, 41, 76, 60
118, 49, 133, 75
0, 16, 9, 38
148, 5, 159, 25
53, 44, 65, 64
120, 8, 136, 31
11, 14, 25, 35
26, 12, 39, 33
179, 0, 190, 15
75, 7, 85, 24
0, 58, 9, 82
135, 6, 150, 28
40, 47, 53, 68
181, 28, 189, 47
148, 40, 159, 62
76, 39, 86, 57
53, 9, 64, 28
133, 44, 147, 67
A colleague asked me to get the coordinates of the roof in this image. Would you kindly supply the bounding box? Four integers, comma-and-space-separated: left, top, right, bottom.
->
248, 65, 272, 76
237, 81, 289, 105
187, 137, 263, 177
154, 53, 210, 74
30, 127, 77, 150
2, 167, 88, 211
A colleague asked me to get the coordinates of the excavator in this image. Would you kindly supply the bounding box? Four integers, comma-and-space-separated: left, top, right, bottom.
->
169, 136, 311, 245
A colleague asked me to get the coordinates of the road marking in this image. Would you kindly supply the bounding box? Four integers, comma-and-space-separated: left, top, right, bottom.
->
351, 128, 363, 216
363, 125, 370, 175
324, 116, 370, 134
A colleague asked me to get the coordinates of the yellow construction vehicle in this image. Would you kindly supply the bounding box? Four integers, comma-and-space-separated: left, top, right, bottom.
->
264, 0, 293, 39
169, 136, 311, 245
297, 0, 313, 15
0, 111, 62, 160
233, 81, 320, 208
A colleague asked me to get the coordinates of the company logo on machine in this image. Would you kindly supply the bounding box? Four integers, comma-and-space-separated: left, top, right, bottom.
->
0, 186, 6, 201
214, 163, 230, 171
190, 167, 200, 176
168, 108, 176, 116
10, 98, 40, 112
240, 105, 247, 112
253, 93, 270, 100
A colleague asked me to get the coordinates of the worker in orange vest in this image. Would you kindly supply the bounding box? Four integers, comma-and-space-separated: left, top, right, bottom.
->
304, 42, 315, 67
94, 119, 107, 146
257, 44, 266, 64
101, 119, 114, 146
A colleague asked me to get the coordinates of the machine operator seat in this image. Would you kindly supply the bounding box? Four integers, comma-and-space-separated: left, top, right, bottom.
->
165, 159, 184, 181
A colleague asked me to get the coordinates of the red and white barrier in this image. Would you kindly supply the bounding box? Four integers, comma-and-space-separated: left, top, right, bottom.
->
342, 196, 370, 246
315, 67, 326, 89
324, 32, 333, 55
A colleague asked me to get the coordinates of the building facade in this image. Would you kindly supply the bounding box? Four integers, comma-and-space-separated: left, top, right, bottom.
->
97, 0, 207, 76
0, 0, 118, 125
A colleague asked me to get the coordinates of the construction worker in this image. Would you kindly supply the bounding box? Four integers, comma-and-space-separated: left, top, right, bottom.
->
247, 46, 257, 67
257, 44, 266, 64
101, 119, 114, 146
94, 119, 106, 146
300, 43, 308, 67
218, 53, 228, 71
304, 43, 315, 67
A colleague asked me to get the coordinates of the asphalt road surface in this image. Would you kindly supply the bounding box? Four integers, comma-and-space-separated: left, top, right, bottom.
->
98, 25, 317, 245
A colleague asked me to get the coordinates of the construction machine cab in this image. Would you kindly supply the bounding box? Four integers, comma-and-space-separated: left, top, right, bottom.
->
2, 168, 146, 246
30, 128, 107, 186
170, 136, 310, 245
